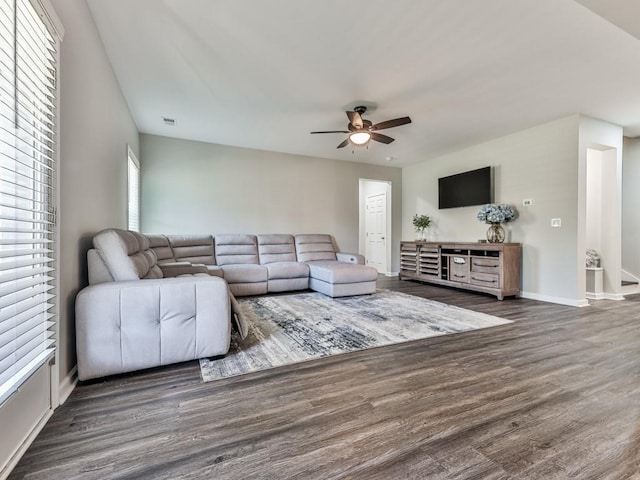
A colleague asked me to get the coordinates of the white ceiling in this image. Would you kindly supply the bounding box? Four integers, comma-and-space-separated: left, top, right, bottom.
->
87, 0, 640, 167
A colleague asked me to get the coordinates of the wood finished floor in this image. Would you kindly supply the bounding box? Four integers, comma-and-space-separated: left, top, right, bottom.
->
9, 278, 640, 480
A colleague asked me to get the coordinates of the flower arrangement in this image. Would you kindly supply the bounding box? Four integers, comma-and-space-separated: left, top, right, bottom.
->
477, 204, 516, 224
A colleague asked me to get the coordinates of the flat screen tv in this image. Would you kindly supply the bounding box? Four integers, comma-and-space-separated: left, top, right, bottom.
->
438, 166, 492, 209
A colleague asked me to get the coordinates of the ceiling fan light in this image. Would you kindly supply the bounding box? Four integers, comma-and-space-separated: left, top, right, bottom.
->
350, 131, 371, 145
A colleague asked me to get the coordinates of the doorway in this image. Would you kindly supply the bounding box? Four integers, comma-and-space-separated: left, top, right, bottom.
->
359, 179, 392, 274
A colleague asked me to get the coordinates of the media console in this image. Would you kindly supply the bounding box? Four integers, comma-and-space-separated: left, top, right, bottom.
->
399, 241, 521, 300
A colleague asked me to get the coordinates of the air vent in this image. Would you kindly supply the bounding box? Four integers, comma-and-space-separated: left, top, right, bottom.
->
162, 117, 176, 126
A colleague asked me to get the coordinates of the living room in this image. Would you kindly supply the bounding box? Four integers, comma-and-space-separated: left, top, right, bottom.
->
3, 0, 640, 478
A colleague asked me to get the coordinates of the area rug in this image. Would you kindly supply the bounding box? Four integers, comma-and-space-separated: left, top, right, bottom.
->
200, 290, 512, 382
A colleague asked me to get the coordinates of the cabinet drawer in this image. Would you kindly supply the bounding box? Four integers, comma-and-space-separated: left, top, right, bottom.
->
471, 257, 500, 274
470, 271, 500, 287
449, 259, 469, 283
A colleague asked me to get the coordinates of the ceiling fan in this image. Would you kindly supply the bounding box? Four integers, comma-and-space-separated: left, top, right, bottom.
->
310, 106, 412, 149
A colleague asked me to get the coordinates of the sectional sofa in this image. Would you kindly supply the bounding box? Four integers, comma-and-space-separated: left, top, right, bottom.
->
76, 229, 378, 380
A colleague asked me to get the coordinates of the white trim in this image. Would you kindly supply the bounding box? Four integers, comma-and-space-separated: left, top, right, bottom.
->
604, 293, 625, 301
0, 409, 54, 480
58, 366, 77, 405
585, 292, 605, 300
30, 0, 64, 40
520, 291, 590, 307
385, 271, 399, 277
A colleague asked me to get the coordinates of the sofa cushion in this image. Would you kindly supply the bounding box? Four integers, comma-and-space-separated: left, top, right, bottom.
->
168, 235, 216, 265
146, 234, 174, 264
295, 234, 337, 262
257, 234, 297, 264
220, 264, 268, 284
215, 234, 260, 265
205, 265, 224, 278
93, 229, 163, 281
307, 261, 378, 284
265, 261, 309, 280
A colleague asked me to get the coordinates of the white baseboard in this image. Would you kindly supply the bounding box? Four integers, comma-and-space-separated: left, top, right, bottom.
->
58, 366, 77, 405
604, 293, 625, 301
384, 272, 399, 277
0, 410, 53, 480
585, 292, 605, 300
520, 291, 590, 307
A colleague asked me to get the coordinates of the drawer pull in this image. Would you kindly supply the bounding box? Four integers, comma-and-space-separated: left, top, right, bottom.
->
454, 274, 466, 279
472, 277, 497, 284
474, 263, 498, 268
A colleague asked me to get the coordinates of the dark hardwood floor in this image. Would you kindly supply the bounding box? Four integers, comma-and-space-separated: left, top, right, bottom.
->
9, 277, 640, 479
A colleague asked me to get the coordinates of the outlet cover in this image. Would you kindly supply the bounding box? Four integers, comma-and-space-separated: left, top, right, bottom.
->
551, 218, 561, 227
523, 199, 533, 206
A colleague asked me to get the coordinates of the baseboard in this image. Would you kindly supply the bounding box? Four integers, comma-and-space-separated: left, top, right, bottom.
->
621, 269, 640, 283
0, 409, 53, 480
585, 292, 605, 300
604, 293, 625, 301
58, 365, 77, 405
520, 291, 590, 307
384, 272, 399, 277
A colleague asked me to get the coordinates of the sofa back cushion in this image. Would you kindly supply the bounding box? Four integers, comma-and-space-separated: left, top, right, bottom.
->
257, 234, 297, 265
168, 235, 216, 265
92, 229, 163, 281
146, 234, 175, 264
294, 234, 337, 262
215, 234, 259, 265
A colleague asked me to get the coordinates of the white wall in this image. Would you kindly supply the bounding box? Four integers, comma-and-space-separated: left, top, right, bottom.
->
140, 135, 402, 270
622, 137, 640, 279
403, 115, 582, 305
52, 0, 139, 389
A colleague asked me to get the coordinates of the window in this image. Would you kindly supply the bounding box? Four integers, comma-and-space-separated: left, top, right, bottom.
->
127, 147, 139, 231
0, 0, 59, 404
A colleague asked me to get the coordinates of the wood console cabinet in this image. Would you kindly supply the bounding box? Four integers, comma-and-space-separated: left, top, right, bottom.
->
400, 241, 521, 300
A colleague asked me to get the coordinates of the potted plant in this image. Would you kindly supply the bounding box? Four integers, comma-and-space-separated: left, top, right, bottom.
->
413, 214, 432, 241
477, 204, 516, 243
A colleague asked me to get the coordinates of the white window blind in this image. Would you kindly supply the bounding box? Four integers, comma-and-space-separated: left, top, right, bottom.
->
127, 148, 139, 231
0, 0, 58, 404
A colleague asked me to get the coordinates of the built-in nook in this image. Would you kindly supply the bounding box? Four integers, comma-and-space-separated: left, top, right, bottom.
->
584, 147, 622, 301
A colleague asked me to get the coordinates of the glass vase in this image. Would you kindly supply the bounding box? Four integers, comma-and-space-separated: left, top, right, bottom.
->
486, 223, 505, 243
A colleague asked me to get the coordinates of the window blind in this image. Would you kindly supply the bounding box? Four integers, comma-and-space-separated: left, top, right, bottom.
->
127, 148, 139, 231
0, 0, 58, 405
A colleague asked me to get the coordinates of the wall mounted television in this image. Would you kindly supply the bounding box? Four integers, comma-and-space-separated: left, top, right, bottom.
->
438, 166, 492, 209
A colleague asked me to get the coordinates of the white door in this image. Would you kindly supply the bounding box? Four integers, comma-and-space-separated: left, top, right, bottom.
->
366, 192, 387, 273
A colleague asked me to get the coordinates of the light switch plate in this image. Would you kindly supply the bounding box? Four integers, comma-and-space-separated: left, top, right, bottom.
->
551, 218, 561, 227
523, 199, 533, 206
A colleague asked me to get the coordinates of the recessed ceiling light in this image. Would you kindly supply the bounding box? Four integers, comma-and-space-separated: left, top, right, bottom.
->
385, 156, 395, 162
162, 117, 176, 126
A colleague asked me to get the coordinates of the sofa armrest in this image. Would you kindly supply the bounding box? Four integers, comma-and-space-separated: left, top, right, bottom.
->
336, 252, 365, 265
75, 276, 231, 381
159, 261, 209, 277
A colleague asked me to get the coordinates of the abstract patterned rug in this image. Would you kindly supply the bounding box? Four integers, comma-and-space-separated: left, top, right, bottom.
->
200, 290, 511, 382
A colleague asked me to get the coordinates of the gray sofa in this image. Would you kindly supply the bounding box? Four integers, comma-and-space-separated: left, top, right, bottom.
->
76, 229, 377, 381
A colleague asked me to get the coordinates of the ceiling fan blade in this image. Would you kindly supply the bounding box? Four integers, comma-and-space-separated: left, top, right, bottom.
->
337, 138, 349, 149
371, 116, 412, 131
370, 132, 395, 144
346, 111, 363, 129
310, 130, 350, 134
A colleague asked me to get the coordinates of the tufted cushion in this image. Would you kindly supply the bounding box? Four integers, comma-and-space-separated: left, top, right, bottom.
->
294, 234, 337, 262
215, 234, 259, 265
